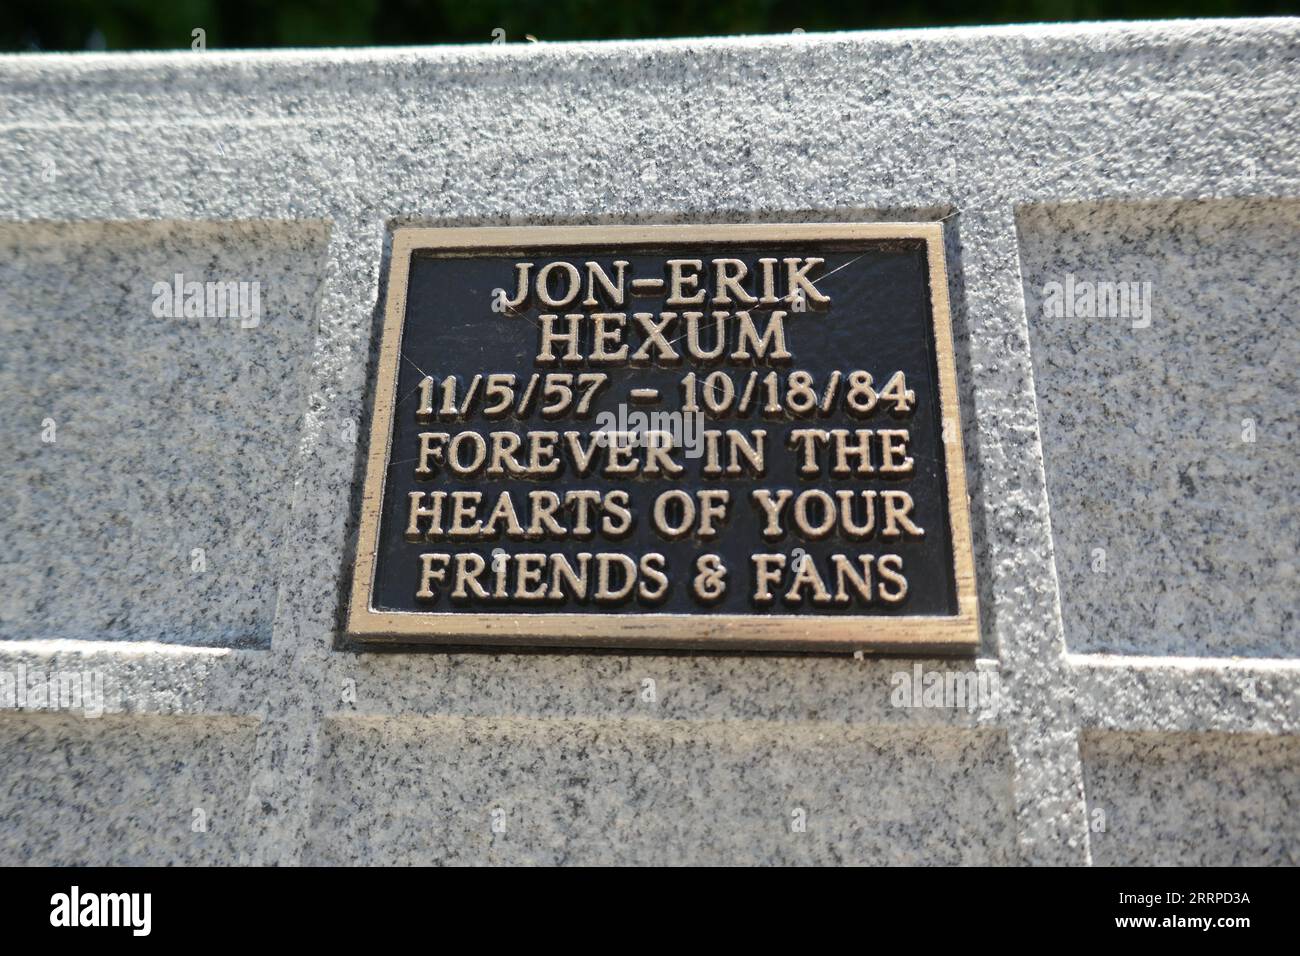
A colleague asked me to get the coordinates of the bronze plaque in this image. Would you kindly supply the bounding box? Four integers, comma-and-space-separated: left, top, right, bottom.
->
348, 224, 977, 652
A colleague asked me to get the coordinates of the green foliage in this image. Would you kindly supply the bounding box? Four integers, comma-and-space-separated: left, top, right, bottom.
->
3, 0, 1295, 52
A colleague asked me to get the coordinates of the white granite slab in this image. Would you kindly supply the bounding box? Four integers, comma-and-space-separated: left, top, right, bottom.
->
0, 18, 1296, 864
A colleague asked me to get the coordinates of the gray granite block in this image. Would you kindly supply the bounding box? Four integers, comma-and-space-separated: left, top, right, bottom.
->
0, 19, 1297, 865
1018, 199, 1299, 659
0, 221, 327, 647
0, 713, 258, 865
304, 717, 1016, 865
1082, 730, 1300, 866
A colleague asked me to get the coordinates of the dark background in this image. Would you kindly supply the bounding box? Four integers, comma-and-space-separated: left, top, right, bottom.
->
373, 240, 957, 617
4, 0, 1295, 52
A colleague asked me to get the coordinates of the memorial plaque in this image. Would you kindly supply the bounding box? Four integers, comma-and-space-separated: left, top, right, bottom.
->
348, 224, 977, 651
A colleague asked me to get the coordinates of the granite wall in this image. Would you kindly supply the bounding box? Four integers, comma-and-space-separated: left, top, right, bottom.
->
0, 19, 1296, 865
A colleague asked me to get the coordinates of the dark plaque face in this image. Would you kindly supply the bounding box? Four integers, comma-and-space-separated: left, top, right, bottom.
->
349, 224, 977, 652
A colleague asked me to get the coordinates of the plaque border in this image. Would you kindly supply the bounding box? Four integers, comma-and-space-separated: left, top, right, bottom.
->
347, 223, 978, 653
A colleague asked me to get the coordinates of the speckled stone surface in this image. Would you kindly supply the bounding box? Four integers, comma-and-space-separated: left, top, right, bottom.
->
0, 221, 327, 647
1082, 731, 1300, 865
1018, 199, 1299, 659
0, 713, 258, 864
305, 719, 1015, 865
0, 19, 1297, 865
